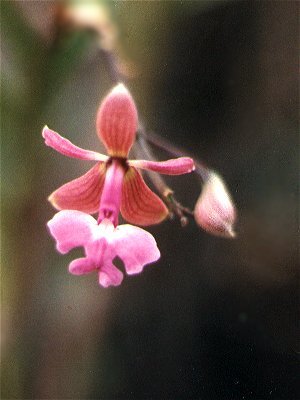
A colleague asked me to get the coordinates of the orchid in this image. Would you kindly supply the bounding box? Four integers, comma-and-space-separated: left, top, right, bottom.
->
44, 83, 194, 286
43, 84, 194, 225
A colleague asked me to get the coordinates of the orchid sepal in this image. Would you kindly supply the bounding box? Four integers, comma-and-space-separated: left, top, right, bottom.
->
128, 157, 195, 175
42, 126, 108, 161
96, 84, 138, 158
121, 167, 169, 226
48, 163, 106, 214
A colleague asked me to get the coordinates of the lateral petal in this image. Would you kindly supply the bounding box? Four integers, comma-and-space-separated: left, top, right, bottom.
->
121, 167, 168, 226
47, 210, 97, 254
113, 224, 160, 274
96, 84, 138, 157
48, 163, 106, 214
128, 157, 195, 175
42, 126, 108, 161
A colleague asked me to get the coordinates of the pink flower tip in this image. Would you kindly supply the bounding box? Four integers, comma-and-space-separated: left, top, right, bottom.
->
194, 172, 237, 238
96, 83, 138, 158
42, 125, 48, 137
47, 210, 160, 287
42, 125, 52, 145
111, 82, 130, 96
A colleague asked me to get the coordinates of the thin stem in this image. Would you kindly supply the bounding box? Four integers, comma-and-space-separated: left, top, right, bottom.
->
100, 49, 124, 84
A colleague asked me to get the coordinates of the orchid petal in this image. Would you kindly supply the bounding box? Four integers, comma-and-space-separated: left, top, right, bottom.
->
96, 84, 138, 157
48, 163, 106, 214
99, 262, 124, 287
47, 210, 97, 254
69, 258, 96, 275
128, 157, 195, 175
42, 126, 108, 161
121, 167, 168, 226
114, 225, 160, 274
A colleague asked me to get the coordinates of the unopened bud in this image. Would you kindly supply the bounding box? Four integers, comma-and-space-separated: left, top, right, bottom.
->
194, 172, 236, 238
62, 2, 117, 51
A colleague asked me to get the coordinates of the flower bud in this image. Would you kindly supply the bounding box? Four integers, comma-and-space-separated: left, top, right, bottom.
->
194, 172, 236, 238
61, 2, 117, 51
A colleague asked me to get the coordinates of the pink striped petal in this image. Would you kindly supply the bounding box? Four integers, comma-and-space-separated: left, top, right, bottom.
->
99, 262, 124, 287
114, 224, 160, 274
48, 163, 106, 214
121, 167, 168, 226
47, 210, 97, 254
69, 258, 96, 275
128, 157, 195, 175
42, 126, 108, 161
96, 84, 138, 157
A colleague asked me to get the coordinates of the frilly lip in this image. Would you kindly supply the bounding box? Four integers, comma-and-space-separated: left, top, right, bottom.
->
96, 83, 138, 158
47, 210, 160, 287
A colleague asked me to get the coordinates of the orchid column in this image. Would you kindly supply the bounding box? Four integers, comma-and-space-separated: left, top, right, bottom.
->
44, 84, 195, 287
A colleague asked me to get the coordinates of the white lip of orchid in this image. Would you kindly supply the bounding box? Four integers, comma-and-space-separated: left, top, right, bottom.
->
91, 218, 115, 241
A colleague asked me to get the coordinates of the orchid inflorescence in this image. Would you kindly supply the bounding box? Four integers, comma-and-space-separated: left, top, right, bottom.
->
45, 2, 237, 288
44, 84, 236, 287
44, 84, 197, 287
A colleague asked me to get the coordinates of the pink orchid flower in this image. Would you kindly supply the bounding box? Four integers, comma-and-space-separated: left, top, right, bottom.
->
44, 83, 194, 287
43, 84, 194, 226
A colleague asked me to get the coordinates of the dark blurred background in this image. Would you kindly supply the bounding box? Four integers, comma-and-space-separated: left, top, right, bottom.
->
1, 1, 299, 399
